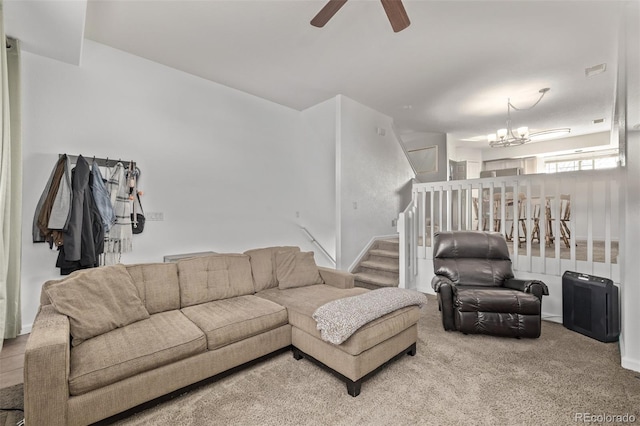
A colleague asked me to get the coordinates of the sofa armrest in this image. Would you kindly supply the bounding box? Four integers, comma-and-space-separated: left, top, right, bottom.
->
318, 266, 354, 289
24, 305, 71, 426
504, 278, 549, 300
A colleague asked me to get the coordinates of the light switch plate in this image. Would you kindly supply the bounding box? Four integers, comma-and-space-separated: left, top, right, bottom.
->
146, 212, 164, 221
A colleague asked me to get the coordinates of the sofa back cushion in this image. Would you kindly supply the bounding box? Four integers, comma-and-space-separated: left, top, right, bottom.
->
45, 264, 150, 346
126, 263, 180, 314
178, 254, 254, 307
244, 246, 300, 292
275, 251, 324, 289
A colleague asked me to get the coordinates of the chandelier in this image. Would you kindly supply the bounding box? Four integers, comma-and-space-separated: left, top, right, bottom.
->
488, 87, 551, 148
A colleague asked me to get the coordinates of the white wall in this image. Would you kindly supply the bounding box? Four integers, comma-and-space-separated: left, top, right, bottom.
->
449, 146, 483, 164
20, 40, 327, 330
620, 1, 640, 373
622, 131, 640, 372
298, 98, 338, 265
337, 95, 415, 269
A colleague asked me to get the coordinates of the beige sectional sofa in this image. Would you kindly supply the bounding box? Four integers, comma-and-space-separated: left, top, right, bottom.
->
25, 246, 422, 425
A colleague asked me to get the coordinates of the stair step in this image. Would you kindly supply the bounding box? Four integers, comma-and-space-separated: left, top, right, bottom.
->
376, 239, 399, 252
354, 266, 399, 280
369, 249, 399, 258
354, 272, 399, 288
361, 260, 399, 273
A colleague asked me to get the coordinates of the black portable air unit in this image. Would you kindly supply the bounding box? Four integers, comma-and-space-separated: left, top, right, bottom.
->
562, 271, 620, 343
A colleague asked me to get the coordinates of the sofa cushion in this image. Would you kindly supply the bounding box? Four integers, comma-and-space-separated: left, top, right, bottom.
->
126, 263, 180, 314
244, 246, 300, 292
275, 251, 324, 289
178, 254, 255, 307
257, 285, 421, 356
181, 295, 288, 350
68, 310, 206, 396
45, 264, 150, 346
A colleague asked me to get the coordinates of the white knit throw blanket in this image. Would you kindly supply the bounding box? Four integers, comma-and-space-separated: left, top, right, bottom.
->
312, 288, 427, 345
102, 163, 132, 265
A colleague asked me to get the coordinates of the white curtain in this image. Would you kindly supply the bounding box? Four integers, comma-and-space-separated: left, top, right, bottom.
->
0, 1, 22, 350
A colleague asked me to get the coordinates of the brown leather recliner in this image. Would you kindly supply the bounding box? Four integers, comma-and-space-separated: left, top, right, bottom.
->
431, 231, 549, 338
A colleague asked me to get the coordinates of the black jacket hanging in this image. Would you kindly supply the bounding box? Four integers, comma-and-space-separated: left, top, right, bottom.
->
56, 155, 104, 275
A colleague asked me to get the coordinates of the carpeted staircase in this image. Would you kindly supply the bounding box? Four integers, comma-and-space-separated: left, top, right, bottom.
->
352, 238, 400, 289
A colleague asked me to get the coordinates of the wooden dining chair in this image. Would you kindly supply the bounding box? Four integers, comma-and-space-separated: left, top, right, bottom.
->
508, 193, 528, 246
546, 194, 571, 248
530, 201, 542, 244
559, 194, 571, 248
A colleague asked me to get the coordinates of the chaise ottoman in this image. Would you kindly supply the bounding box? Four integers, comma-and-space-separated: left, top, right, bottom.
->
256, 284, 423, 396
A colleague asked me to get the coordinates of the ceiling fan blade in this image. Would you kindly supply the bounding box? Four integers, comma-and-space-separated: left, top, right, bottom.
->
311, 0, 348, 28
380, 0, 410, 32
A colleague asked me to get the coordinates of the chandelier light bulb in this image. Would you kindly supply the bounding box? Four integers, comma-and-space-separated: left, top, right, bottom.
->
517, 127, 529, 138
488, 134, 497, 142
497, 128, 508, 139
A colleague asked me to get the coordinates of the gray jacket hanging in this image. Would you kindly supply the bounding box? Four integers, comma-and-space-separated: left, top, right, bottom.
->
90, 161, 116, 232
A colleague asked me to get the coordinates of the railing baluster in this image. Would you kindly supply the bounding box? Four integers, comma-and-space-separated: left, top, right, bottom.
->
524, 182, 532, 272
587, 179, 594, 271
512, 180, 519, 270
457, 184, 462, 231
430, 187, 435, 247
605, 179, 612, 266
467, 183, 473, 231
447, 185, 453, 231
554, 181, 562, 276
488, 182, 495, 232
420, 188, 426, 253
539, 179, 546, 274
500, 182, 506, 237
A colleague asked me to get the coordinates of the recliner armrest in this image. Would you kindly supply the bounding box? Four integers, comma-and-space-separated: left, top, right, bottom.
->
431, 275, 454, 293
431, 275, 456, 331
504, 278, 549, 300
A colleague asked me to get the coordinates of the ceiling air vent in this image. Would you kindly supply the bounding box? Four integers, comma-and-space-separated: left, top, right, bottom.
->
585, 63, 607, 77
592, 118, 605, 124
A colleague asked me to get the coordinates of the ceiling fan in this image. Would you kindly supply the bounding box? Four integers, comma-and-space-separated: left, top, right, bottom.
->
311, 0, 411, 33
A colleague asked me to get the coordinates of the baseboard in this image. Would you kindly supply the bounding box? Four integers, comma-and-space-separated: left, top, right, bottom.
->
621, 356, 640, 373
541, 314, 563, 324
619, 336, 640, 373
20, 324, 32, 335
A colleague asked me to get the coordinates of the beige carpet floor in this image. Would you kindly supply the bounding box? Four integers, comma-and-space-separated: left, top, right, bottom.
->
0, 384, 22, 426
2, 295, 639, 425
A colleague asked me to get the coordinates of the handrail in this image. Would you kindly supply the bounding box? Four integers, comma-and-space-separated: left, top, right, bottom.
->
299, 226, 336, 266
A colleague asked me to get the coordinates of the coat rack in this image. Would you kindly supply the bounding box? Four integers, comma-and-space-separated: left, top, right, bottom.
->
60, 154, 136, 170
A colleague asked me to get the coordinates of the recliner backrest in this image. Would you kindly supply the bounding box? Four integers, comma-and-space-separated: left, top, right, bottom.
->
433, 231, 514, 287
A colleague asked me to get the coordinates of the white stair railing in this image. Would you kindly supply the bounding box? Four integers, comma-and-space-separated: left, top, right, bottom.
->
398, 168, 621, 282
398, 197, 418, 288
